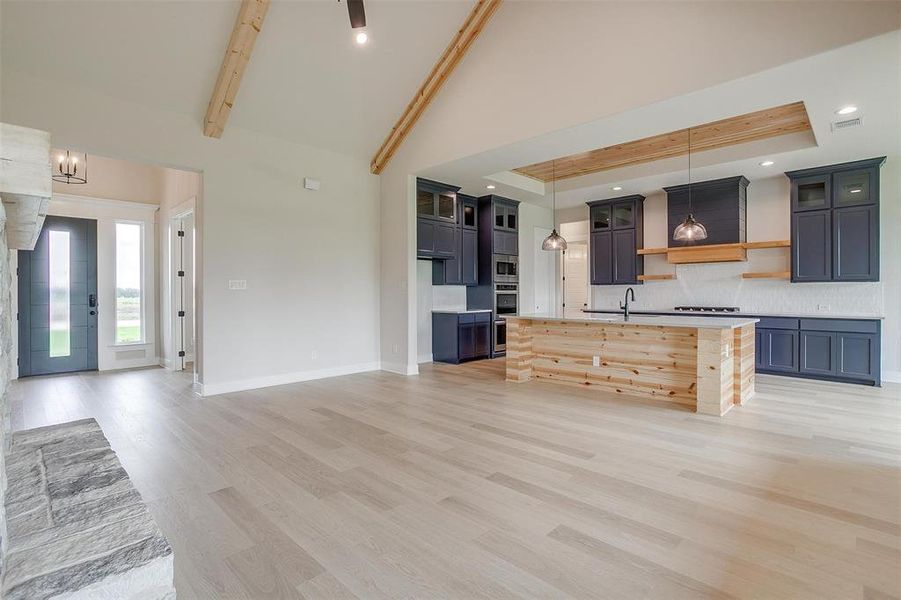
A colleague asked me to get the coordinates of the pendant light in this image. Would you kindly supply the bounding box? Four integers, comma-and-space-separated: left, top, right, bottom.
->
53, 150, 88, 185
672, 127, 707, 242
542, 160, 568, 251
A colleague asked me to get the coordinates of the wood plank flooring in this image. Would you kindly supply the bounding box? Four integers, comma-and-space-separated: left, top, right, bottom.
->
9, 360, 901, 599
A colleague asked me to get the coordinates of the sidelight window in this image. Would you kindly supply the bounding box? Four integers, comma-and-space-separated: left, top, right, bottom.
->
48, 230, 71, 357
115, 222, 143, 343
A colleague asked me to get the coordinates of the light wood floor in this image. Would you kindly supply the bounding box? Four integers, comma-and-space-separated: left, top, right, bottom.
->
10, 361, 901, 599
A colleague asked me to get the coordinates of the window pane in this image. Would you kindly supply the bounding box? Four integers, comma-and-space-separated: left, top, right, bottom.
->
116, 223, 142, 343
49, 230, 71, 358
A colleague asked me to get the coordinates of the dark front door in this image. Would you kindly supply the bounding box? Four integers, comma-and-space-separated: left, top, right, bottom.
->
18, 216, 98, 376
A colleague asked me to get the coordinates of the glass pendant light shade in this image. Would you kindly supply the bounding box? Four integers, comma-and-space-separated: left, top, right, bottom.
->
672, 213, 708, 241
542, 229, 568, 251
671, 127, 707, 242
542, 160, 568, 251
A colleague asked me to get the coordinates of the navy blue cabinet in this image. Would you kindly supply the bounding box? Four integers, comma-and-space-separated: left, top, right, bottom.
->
836, 332, 878, 381
424, 185, 480, 286
461, 229, 478, 286
792, 210, 831, 282
761, 329, 799, 373
833, 205, 877, 281
432, 312, 492, 364
800, 331, 836, 376
493, 230, 518, 255
787, 157, 884, 282
587, 195, 644, 286
590, 231, 613, 285
758, 317, 880, 385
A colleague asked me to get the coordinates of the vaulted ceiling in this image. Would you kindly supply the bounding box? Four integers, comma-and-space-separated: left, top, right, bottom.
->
1, 0, 473, 159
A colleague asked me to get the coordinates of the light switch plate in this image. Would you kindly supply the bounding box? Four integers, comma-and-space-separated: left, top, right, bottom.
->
228, 279, 247, 290
304, 177, 320, 191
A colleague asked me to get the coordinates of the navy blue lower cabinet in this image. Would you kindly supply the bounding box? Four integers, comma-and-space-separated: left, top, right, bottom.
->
800, 331, 837, 376
761, 329, 799, 373
836, 332, 879, 382
755, 329, 764, 369
432, 312, 492, 364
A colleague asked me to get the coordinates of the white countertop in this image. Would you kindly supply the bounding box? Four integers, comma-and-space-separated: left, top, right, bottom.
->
583, 309, 884, 320
432, 309, 493, 314
509, 312, 759, 330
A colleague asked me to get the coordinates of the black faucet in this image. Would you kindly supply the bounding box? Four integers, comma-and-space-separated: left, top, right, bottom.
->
620, 287, 636, 321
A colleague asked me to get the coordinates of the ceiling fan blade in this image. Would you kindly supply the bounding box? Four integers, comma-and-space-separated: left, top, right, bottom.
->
347, 0, 366, 29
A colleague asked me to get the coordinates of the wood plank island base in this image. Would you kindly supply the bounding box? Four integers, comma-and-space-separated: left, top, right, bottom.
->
505, 313, 758, 416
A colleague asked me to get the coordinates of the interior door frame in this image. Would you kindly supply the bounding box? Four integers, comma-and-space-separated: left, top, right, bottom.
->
168, 200, 195, 373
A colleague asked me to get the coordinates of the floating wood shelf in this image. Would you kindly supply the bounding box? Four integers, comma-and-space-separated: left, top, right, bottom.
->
742, 240, 791, 249
637, 274, 675, 281
637, 240, 790, 265
742, 271, 791, 279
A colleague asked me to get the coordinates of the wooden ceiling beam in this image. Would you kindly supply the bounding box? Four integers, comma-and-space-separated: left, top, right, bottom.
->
369, 0, 502, 174
514, 101, 811, 182
203, 0, 270, 139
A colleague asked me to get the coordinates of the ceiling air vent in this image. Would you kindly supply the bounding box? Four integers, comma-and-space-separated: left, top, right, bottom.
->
831, 116, 863, 132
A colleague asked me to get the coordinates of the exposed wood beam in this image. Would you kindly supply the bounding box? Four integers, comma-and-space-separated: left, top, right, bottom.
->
204, 0, 270, 138
514, 102, 812, 182
370, 0, 502, 174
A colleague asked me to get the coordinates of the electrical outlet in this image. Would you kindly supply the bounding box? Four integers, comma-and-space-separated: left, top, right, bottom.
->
592, 356, 600, 367
817, 304, 830, 312
392, 344, 399, 354
311, 350, 318, 360
228, 279, 247, 290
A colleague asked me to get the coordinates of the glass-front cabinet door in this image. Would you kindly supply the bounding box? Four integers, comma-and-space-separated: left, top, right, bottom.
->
612, 200, 635, 229
833, 168, 874, 207
590, 204, 611, 231
792, 174, 831, 212
437, 191, 456, 220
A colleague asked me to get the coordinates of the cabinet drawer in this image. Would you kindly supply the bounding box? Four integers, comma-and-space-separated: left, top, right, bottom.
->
458, 313, 476, 324
475, 312, 491, 323
799, 319, 878, 334
757, 317, 799, 330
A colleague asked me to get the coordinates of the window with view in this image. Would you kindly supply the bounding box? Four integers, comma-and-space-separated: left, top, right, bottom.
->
116, 222, 143, 343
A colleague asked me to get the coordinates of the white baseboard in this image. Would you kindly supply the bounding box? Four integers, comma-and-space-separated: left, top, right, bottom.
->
200, 361, 382, 396
380, 361, 419, 376
418, 353, 433, 364
99, 357, 161, 372
882, 370, 901, 384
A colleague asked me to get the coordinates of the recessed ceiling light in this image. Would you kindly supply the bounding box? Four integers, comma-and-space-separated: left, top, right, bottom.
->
486, 184, 495, 190
759, 160, 775, 167
355, 31, 368, 45
836, 105, 858, 115
612, 186, 622, 191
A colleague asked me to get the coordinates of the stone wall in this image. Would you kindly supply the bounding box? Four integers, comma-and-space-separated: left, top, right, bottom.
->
0, 201, 11, 571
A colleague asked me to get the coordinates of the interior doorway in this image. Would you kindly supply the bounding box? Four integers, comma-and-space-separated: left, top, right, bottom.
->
562, 242, 588, 317
170, 209, 195, 372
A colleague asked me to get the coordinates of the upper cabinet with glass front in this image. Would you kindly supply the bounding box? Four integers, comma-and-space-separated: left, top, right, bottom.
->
491, 196, 519, 232
786, 157, 885, 283
416, 178, 460, 222
788, 157, 884, 212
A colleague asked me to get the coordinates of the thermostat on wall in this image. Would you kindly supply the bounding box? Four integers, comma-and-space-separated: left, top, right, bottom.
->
304, 177, 321, 191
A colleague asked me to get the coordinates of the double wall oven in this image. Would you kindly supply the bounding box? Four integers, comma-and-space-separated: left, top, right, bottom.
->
493, 256, 518, 354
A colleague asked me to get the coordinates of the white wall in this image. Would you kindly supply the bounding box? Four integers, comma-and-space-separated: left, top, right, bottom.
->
51, 151, 167, 205
378, 3, 900, 376
1, 69, 382, 395
517, 202, 555, 316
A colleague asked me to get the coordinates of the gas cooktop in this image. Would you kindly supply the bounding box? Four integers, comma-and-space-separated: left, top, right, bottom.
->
673, 306, 741, 313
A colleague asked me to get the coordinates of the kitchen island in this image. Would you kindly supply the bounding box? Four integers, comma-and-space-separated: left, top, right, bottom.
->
505, 312, 758, 416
